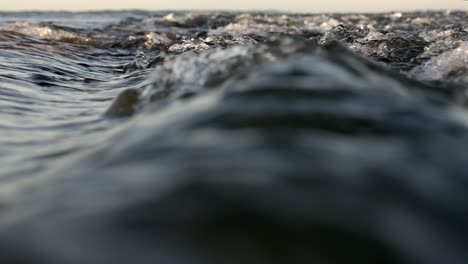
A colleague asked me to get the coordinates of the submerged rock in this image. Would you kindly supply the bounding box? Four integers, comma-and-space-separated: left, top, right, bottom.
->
105, 88, 140, 117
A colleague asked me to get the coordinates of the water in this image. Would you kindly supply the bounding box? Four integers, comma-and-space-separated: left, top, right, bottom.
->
0, 11, 467, 264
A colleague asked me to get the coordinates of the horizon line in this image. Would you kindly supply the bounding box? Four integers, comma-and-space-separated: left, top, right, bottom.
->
0, 8, 463, 14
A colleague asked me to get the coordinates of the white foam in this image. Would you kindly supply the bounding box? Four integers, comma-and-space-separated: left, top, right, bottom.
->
410, 42, 468, 81
365, 31, 386, 41
304, 16, 341, 33
390, 12, 403, 20
6, 21, 93, 44
420, 28, 459, 42
168, 40, 210, 53
143, 45, 251, 101
209, 14, 295, 37
145, 32, 172, 48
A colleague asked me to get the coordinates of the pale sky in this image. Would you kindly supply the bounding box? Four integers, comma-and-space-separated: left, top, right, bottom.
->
0, 0, 466, 12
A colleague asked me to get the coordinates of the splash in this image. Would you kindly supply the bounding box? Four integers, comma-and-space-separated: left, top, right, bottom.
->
410, 42, 468, 82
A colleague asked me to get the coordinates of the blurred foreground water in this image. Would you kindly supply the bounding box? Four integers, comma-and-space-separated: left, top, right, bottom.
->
0, 11, 467, 264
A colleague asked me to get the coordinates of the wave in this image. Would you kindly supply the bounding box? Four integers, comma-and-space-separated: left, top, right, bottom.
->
7, 21, 99, 45
0, 11, 467, 264
410, 42, 468, 82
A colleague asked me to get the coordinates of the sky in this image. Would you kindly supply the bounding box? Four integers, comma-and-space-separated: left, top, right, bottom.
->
0, 0, 466, 12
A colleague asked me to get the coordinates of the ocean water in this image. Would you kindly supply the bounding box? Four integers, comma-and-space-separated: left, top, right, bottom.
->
0, 11, 467, 264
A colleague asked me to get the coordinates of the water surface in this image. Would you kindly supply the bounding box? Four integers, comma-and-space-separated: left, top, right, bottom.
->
0, 11, 467, 264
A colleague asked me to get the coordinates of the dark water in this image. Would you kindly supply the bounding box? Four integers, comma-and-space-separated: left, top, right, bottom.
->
0, 11, 467, 264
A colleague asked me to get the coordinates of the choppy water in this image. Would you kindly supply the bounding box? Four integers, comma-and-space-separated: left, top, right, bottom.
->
0, 11, 467, 264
